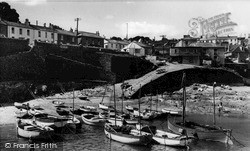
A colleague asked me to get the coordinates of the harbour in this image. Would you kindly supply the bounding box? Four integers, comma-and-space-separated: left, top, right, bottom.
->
1, 1, 250, 151
0, 113, 249, 151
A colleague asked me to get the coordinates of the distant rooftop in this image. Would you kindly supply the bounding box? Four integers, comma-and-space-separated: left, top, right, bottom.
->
3, 20, 33, 29
56, 29, 76, 36
78, 31, 103, 39
189, 42, 224, 47
105, 39, 129, 45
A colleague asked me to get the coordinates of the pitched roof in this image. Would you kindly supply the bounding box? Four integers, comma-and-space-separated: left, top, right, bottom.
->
105, 39, 129, 45
56, 29, 76, 36
133, 41, 150, 48
3, 20, 33, 29
200, 36, 238, 41
30, 24, 54, 32
122, 42, 144, 50
0, 19, 7, 25
189, 42, 224, 47
78, 31, 103, 39
228, 44, 248, 53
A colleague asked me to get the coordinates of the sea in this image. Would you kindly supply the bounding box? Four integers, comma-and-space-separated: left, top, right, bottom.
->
0, 113, 249, 151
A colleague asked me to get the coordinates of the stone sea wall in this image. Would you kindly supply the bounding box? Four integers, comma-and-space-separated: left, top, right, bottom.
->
0, 41, 154, 102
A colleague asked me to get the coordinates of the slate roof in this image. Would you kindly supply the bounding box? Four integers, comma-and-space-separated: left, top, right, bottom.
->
228, 44, 249, 53
56, 29, 76, 36
189, 42, 224, 48
105, 39, 129, 45
3, 20, 33, 29
78, 31, 103, 39
30, 24, 54, 32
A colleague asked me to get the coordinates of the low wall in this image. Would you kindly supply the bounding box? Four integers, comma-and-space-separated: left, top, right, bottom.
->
225, 63, 250, 78
0, 51, 46, 81
129, 67, 244, 98
0, 37, 30, 56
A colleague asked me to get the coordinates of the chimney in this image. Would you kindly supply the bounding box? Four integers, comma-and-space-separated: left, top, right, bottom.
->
96, 31, 100, 36
70, 28, 73, 32
44, 23, 46, 27
25, 19, 30, 26
36, 20, 38, 26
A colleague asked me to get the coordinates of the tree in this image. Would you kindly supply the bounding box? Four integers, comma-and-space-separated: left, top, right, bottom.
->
110, 36, 122, 41
0, 2, 19, 22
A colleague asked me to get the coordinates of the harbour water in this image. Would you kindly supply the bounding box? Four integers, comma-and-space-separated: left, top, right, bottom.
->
0, 113, 249, 151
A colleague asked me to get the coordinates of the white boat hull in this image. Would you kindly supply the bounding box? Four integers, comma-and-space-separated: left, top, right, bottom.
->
99, 103, 109, 110
168, 119, 233, 144
153, 130, 190, 146
104, 124, 152, 145
15, 109, 28, 118
82, 114, 106, 126
17, 123, 54, 139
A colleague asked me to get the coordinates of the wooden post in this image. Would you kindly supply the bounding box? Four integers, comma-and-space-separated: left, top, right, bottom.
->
213, 82, 216, 126
182, 72, 186, 125
114, 85, 116, 126
139, 84, 142, 135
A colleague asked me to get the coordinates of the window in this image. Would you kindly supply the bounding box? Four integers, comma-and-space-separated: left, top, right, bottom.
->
61, 35, 63, 40
135, 49, 140, 53
51, 33, 54, 39
72, 37, 74, 42
11, 27, 15, 34
38, 31, 41, 37
27, 30, 30, 36
45, 32, 47, 38
19, 28, 22, 35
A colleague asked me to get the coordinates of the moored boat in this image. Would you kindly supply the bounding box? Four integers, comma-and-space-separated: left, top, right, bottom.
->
15, 109, 28, 118
56, 107, 70, 116
162, 108, 182, 116
14, 102, 30, 110
52, 100, 65, 106
133, 108, 156, 120
81, 113, 107, 126
80, 105, 97, 113
17, 119, 54, 139
125, 105, 134, 112
98, 103, 114, 111
168, 118, 233, 144
168, 73, 233, 144
135, 125, 192, 147
104, 123, 152, 145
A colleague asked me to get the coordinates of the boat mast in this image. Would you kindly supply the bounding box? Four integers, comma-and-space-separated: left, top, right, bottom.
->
182, 72, 186, 125
101, 85, 107, 104
139, 84, 142, 135
156, 90, 158, 112
73, 88, 75, 112
73, 88, 75, 122
121, 81, 124, 114
150, 80, 152, 111
213, 82, 216, 126
114, 84, 116, 126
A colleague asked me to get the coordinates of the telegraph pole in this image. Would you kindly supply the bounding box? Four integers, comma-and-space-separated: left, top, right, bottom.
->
126, 23, 128, 40
75, 18, 81, 36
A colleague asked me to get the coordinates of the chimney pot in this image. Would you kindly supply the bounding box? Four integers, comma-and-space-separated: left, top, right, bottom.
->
36, 20, 38, 26
25, 19, 30, 26
96, 31, 100, 36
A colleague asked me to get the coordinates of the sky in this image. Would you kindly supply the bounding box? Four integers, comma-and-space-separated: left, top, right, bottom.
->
3, 0, 250, 40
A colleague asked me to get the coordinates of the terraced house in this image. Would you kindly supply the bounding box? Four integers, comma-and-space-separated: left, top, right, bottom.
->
0, 18, 103, 47
30, 22, 58, 44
